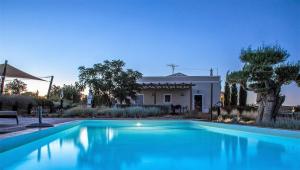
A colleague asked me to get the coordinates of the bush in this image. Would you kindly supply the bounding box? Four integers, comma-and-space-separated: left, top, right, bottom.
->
0, 95, 57, 114
12, 101, 19, 111
34, 98, 55, 113
257, 118, 300, 130
27, 103, 33, 114
294, 106, 300, 112
63, 106, 165, 118
64, 106, 98, 117
0, 95, 37, 114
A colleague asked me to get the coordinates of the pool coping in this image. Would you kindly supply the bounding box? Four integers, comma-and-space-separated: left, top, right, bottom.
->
191, 120, 300, 139
0, 120, 81, 153
1, 119, 300, 153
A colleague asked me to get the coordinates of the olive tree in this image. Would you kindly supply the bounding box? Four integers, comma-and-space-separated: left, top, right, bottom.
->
78, 60, 142, 105
228, 45, 300, 123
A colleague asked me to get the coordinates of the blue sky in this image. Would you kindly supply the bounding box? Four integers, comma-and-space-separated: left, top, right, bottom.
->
0, 0, 299, 105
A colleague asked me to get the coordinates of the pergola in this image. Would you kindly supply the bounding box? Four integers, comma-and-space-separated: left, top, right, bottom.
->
140, 82, 194, 110
141, 83, 194, 90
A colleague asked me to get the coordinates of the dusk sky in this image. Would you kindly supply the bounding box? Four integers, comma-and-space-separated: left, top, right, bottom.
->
0, 0, 299, 105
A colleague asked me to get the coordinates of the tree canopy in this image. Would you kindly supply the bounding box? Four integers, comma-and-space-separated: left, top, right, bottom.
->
5, 79, 27, 95
78, 60, 142, 105
228, 45, 300, 123
228, 45, 299, 92
49, 83, 83, 103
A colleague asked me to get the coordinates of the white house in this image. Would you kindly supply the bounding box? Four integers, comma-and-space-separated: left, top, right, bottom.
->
135, 73, 221, 113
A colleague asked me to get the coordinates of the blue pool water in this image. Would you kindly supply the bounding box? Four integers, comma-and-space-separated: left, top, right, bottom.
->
0, 120, 300, 170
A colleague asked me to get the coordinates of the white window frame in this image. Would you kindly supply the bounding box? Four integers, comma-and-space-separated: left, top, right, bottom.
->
163, 94, 172, 104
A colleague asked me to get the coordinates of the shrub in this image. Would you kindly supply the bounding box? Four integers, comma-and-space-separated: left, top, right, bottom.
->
257, 118, 300, 130
63, 106, 98, 117
294, 106, 300, 112
12, 101, 19, 111
34, 98, 55, 113
63, 106, 165, 118
27, 103, 33, 114
0, 95, 58, 114
0, 95, 36, 109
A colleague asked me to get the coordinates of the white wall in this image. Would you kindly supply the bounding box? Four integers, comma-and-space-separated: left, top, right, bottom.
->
192, 82, 221, 112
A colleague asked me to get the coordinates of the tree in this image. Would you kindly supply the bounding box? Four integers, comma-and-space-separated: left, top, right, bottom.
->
230, 83, 238, 106
239, 84, 247, 107
78, 60, 142, 105
22, 90, 39, 97
62, 83, 83, 103
49, 85, 62, 101
228, 45, 300, 123
224, 72, 231, 106
5, 79, 27, 95
49, 83, 83, 103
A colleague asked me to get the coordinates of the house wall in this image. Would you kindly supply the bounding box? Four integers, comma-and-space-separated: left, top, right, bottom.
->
192, 82, 221, 112
140, 89, 191, 110
138, 81, 221, 113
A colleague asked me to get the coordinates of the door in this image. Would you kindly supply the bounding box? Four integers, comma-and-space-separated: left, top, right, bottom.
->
194, 95, 202, 112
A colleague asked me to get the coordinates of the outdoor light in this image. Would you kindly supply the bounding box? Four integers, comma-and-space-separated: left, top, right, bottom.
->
136, 122, 142, 127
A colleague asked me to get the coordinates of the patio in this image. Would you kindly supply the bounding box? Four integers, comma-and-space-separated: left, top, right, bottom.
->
0, 117, 76, 137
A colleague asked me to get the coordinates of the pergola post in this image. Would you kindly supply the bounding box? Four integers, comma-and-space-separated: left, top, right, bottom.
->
210, 82, 214, 121
154, 90, 156, 105
0, 60, 8, 94
189, 84, 192, 111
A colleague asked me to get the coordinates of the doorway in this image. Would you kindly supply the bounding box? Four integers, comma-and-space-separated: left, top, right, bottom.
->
194, 95, 202, 112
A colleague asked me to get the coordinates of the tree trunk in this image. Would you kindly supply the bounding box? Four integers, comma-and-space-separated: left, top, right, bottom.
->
256, 93, 264, 123
256, 91, 285, 124
261, 93, 276, 123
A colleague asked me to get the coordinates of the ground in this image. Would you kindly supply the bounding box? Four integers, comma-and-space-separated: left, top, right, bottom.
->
0, 117, 77, 138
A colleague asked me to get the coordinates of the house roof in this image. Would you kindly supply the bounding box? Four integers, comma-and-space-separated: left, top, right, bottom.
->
167, 72, 187, 77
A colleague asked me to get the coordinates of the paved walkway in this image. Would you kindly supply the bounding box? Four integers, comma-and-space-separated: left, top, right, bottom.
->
0, 117, 77, 135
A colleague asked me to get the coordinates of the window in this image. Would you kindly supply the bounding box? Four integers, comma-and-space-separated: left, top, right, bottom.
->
164, 94, 171, 104
135, 94, 144, 105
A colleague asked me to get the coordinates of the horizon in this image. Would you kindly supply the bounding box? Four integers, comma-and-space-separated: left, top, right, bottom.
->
1, 0, 299, 105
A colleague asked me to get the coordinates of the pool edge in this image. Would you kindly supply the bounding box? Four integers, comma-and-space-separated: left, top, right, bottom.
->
0, 120, 82, 153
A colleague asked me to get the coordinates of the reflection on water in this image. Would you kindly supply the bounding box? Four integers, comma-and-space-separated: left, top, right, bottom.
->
79, 127, 89, 151
106, 127, 117, 144
37, 144, 52, 162
1, 123, 300, 170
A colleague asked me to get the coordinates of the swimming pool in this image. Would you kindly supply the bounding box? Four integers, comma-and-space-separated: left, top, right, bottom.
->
0, 120, 300, 170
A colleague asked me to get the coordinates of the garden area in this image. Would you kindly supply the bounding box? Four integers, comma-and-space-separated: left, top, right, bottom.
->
1, 45, 300, 130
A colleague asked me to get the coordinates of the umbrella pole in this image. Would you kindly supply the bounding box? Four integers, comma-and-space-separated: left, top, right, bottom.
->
26, 105, 53, 128
0, 60, 8, 94
47, 76, 54, 99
